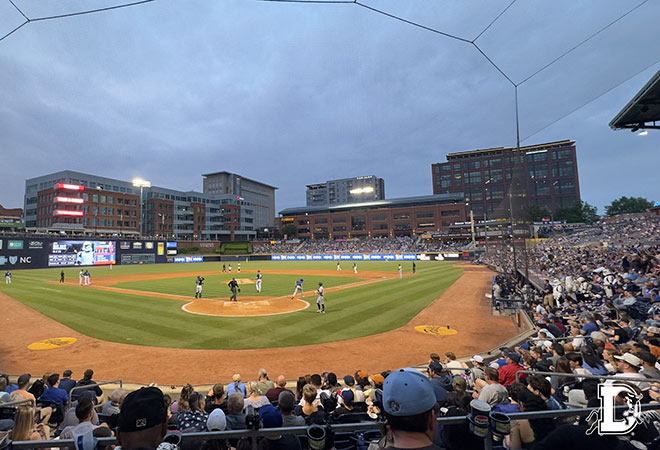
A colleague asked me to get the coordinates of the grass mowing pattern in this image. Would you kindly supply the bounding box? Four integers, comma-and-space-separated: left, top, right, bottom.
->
0, 261, 462, 350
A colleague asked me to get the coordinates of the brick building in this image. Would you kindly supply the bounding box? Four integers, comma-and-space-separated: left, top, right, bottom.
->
279, 194, 466, 240
432, 140, 580, 218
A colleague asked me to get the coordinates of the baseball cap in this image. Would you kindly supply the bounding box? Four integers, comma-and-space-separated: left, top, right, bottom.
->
614, 353, 642, 368
343, 375, 355, 386
341, 389, 354, 405
370, 374, 385, 386
647, 326, 660, 334
356, 370, 369, 380
17, 374, 31, 386
232, 374, 241, 382
207, 409, 227, 431
452, 376, 467, 391
259, 405, 283, 428
118, 387, 167, 432
506, 353, 521, 364
469, 355, 484, 363
383, 368, 437, 416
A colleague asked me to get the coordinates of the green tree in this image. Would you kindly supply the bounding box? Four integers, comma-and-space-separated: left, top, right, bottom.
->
605, 196, 654, 216
553, 201, 599, 224
524, 204, 550, 222
282, 223, 297, 238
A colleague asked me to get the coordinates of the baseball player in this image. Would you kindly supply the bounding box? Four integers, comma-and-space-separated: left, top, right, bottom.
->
353, 263, 358, 274
228, 263, 232, 273
255, 270, 263, 293
195, 276, 205, 298
84, 270, 91, 286
316, 282, 325, 314
291, 278, 304, 299
398, 264, 402, 279
60, 270, 65, 283
5, 270, 11, 285
237, 263, 241, 273
222, 264, 226, 273
336, 262, 341, 271
412, 262, 416, 274
228, 278, 239, 301
79, 269, 84, 286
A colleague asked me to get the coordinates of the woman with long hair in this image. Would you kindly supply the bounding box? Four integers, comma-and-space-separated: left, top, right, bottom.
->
172, 384, 195, 414
10, 405, 50, 442
550, 356, 573, 392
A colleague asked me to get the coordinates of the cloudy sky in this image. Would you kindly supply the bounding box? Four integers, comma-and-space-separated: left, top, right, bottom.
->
1, 0, 659, 215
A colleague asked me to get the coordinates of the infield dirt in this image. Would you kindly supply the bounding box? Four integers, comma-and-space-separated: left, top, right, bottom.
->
1, 266, 524, 385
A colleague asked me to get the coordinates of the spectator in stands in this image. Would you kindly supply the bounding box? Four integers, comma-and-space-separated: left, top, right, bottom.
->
39, 373, 68, 407
266, 375, 291, 403
101, 388, 127, 415
332, 389, 356, 419
506, 390, 553, 449
244, 382, 270, 412
297, 384, 325, 425
0, 377, 9, 403
278, 391, 304, 427
27, 373, 49, 399
462, 355, 485, 386
58, 369, 76, 394
382, 368, 440, 450
324, 372, 341, 394
550, 356, 573, 391
637, 351, 660, 379
60, 396, 107, 439
474, 367, 508, 407
226, 374, 247, 398
341, 374, 364, 403
225, 393, 246, 430
444, 352, 462, 371
72, 369, 104, 404
205, 383, 227, 414
13, 374, 35, 402
611, 353, 650, 391
177, 391, 208, 432
171, 384, 194, 413
256, 368, 275, 394
258, 404, 302, 450
426, 362, 449, 404
60, 391, 100, 429
9, 405, 50, 442
527, 375, 564, 410
498, 353, 526, 387
117, 387, 168, 450
493, 382, 525, 414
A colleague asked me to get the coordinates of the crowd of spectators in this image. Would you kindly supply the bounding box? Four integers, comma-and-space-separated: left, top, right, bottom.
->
253, 236, 470, 255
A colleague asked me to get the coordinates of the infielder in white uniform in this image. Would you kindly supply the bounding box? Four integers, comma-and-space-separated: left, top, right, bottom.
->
353, 263, 358, 274
398, 264, 402, 279
255, 270, 262, 293
237, 263, 241, 273
316, 282, 325, 314
336, 262, 341, 271
79, 269, 84, 286
5, 271, 11, 285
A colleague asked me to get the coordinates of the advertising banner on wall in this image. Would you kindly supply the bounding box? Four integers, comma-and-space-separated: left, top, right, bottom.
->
48, 241, 116, 267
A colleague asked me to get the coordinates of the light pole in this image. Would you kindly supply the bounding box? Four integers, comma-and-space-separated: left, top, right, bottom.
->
158, 213, 166, 239
132, 178, 151, 236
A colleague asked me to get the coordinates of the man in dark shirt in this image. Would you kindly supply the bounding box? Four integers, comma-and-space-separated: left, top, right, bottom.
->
40, 373, 68, 406
266, 375, 292, 403
58, 370, 76, 395
225, 393, 246, 430
427, 362, 450, 404
72, 369, 104, 404
258, 405, 301, 450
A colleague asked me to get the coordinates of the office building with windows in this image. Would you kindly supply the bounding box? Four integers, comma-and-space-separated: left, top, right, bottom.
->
24, 170, 257, 240
431, 140, 580, 218
306, 176, 385, 207
202, 171, 277, 229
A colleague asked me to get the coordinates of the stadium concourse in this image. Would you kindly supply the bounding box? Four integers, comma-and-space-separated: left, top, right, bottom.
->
3, 218, 660, 449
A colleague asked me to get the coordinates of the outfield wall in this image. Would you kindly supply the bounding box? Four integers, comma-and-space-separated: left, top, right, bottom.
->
269, 251, 473, 261
0, 236, 169, 270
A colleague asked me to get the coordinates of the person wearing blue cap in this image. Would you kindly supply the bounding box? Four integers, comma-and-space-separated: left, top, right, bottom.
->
258, 404, 301, 450
382, 368, 441, 450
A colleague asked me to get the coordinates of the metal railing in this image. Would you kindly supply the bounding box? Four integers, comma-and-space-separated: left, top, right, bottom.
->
67, 380, 122, 408
10, 404, 660, 449
515, 370, 660, 384
0, 398, 35, 408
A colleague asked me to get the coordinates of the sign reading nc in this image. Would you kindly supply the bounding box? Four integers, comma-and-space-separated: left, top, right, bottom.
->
0, 255, 32, 266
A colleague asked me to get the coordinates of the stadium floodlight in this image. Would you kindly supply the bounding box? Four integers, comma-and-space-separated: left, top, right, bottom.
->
132, 178, 151, 236
349, 186, 375, 195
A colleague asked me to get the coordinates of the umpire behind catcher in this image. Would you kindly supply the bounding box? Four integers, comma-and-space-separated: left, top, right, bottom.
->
228, 278, 240, 302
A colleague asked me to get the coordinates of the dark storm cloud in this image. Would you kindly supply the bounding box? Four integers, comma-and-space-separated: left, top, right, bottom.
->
0, 0, 658, 214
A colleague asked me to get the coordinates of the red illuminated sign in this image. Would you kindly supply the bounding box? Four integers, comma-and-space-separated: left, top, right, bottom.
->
56, 183, 85, 191
56, 210, 84, 217
56, 196, 84, 204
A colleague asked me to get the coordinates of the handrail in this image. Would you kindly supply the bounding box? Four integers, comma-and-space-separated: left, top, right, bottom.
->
514, 369, 660, 383
10, 404, 660, 449
0, 398, 35, 407
67, 380, 122, 408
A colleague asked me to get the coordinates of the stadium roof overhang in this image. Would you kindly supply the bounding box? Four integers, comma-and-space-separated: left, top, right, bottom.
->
610, 68, 660, 131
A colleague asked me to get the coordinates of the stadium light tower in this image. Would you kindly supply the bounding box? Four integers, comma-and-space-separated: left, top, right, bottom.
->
132, 177, 151, 236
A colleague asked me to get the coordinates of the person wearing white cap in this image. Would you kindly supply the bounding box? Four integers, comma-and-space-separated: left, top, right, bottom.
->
608, 353, 650, 391
382, 368, 441, 450
206, 408, 227, 431
462, 355, 485, 386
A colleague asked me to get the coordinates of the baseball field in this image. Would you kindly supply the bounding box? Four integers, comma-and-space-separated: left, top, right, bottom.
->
1, 260, 523, 384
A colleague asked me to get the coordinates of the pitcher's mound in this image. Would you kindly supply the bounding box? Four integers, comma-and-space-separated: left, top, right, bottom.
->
182, 296, 309, 317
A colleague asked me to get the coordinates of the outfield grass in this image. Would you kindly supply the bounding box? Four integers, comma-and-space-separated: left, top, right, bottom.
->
0, 261, 462, 350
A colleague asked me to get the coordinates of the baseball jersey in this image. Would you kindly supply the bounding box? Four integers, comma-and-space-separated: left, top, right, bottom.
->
318, 286, 324, 297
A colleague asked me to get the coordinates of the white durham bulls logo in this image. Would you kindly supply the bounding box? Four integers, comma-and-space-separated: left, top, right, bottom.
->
586, 382, 643, 436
